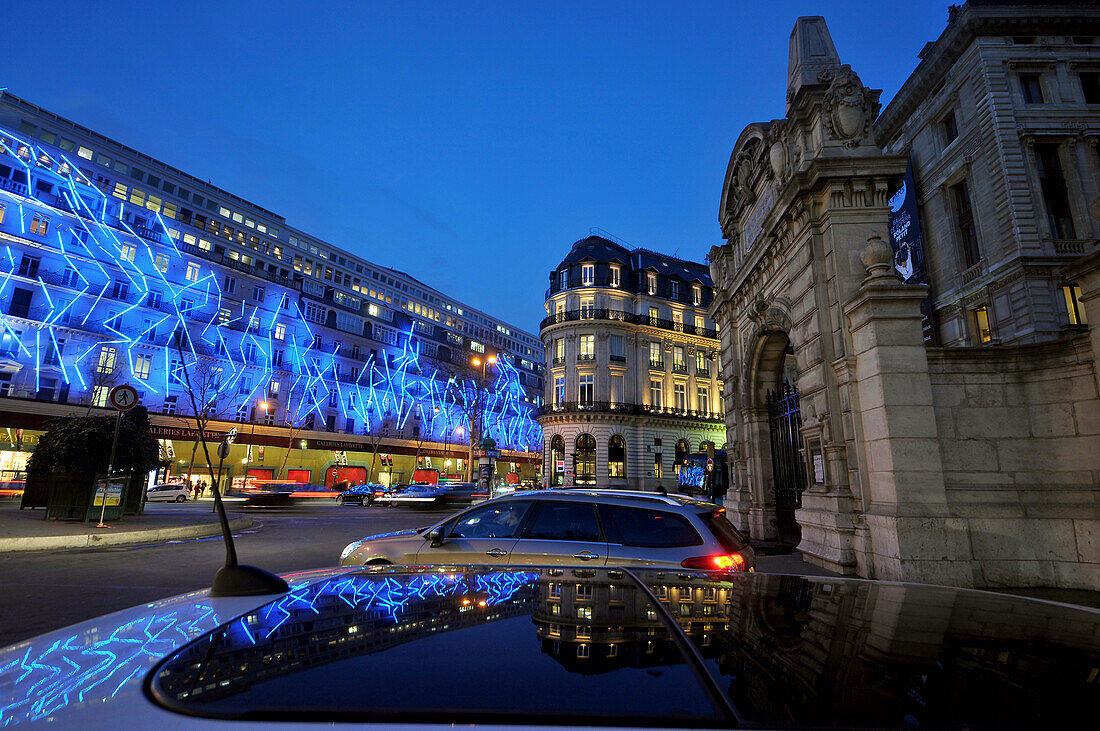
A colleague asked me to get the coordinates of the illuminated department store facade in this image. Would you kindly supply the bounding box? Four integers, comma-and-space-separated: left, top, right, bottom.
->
0, 91, 544, 487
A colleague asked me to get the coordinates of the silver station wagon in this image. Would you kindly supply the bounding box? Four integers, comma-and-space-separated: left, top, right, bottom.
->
339, 489, 756, 572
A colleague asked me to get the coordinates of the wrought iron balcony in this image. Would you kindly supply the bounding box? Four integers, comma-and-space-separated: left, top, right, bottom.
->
540, 309, 717, 339
536, 400, 723, 423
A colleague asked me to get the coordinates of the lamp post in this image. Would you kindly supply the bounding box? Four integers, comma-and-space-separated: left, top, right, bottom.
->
241, 400, 268, 487
468, 355, 496, 481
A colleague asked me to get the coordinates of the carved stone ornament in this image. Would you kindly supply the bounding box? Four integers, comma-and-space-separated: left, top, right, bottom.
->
822, 64, 875, 149
766, 120, 789, 183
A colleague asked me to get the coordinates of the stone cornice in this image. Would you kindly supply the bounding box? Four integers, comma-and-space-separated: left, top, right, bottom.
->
876, 3, 1100, 141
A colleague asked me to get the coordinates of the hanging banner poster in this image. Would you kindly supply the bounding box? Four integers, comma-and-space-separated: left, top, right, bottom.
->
889, 158, 936, 342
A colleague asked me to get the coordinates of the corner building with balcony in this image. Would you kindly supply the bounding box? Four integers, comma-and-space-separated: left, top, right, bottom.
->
537, 236, 725, 491
0, 91, 544, 489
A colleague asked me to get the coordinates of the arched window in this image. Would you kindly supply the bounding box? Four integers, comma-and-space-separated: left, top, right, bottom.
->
608, 435, 626, 478
698, 440, 714, 452
550, 435, 565, 486
675, 439, 690, 465
575, 434, 596, 486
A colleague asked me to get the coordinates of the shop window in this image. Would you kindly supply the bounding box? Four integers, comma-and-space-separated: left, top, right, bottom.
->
550, 435, 565, 486
608, 435, 626, 478
575, 433, 596, 486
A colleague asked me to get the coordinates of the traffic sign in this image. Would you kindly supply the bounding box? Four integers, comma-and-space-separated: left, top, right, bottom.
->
226, 427, 238, 444
108, 384, 139, 411
556, 460, 565, 472
706, 458, 714, 473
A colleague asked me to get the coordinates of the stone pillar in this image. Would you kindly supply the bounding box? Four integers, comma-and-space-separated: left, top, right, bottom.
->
841, 236, 973, 586
741, 407, 778, 540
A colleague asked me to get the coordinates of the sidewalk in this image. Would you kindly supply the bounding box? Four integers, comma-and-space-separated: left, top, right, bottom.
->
0, 500, 253, 553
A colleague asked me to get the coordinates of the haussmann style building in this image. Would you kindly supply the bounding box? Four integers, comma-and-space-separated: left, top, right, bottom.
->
707, 1, 1100, 590
537, 235, 725, 491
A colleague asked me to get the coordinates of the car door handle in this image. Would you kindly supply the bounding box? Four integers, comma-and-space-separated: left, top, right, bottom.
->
485, 548, 508, 557
573, 551, 600, 561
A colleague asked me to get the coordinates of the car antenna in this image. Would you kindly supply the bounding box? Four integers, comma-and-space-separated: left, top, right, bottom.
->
207, 429, 289, 597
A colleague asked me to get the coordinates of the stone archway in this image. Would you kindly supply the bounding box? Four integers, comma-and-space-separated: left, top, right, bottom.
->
741, 328, 804, 542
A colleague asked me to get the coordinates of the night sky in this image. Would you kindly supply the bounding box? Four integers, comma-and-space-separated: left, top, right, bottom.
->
5, 0, 948, 334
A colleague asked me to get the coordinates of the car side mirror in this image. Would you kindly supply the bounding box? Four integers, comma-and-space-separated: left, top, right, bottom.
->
428, 527, 445, 546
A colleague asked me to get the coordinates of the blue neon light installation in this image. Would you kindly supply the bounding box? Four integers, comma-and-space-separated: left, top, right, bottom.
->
0, 126, 541, 454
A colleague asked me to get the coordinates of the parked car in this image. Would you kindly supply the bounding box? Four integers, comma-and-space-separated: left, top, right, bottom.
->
339, 489, 756, 571
3, 565, 1098, 728
145, 483, 190, 502
336, 484, 383, 506
239, 482, 336, 506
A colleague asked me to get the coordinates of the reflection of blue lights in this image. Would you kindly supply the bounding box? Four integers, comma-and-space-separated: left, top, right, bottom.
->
0, 601, 223, 727
679, 463, 705, 489
225, 570, 541, 647
0, 125, 541, 453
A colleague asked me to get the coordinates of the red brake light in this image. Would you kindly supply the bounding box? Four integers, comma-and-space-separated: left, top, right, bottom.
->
681, 553, 747, 572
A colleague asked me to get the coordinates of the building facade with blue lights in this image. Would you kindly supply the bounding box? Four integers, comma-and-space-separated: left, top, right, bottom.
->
0, 91, 544, 487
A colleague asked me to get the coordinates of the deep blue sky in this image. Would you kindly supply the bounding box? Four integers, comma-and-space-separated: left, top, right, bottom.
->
6, 0, 948, 333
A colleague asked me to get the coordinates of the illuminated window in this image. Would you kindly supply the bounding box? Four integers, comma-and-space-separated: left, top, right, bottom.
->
120, 243, 137, 262
554, 375, 565, 405
692, 284, 702, 305
133, 355, 151, 380
578, 335, 594, 360
155, 253, 169, 273
653, 451, 663, 479
578, 374, 594, 404
185, 262, 200, 282
649, 341, 662, 368
112, 182, 127, 199
697, 386, 709, 413
274, 323, 286, 340
576, 606, 592, 620
674, 383, 686, 411
576, 625, 591, 639
695, 315, 705, 330
581, 263, 594, 285
972, 306, 993, 344
1063, 285, 1087, 325
650, 379, 662, 408
673, 346, 685, 371
97, 346, 117, 374
162, 395, 177, 415
580, 297, 594, 317
608, 435, 626, 477
77, 146, 93, 160
609, 264, 621, 287
29, 214, 49, 236
647, 272, 657, 294
91, 385, 110, 408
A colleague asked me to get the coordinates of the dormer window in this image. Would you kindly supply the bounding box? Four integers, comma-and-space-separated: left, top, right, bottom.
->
647, 272, 657, 295
692, 284, 702, 305
581, 263, 594, 286
560, 269, 568, 290
609, 264, 621, 287
670, 281, 679, 300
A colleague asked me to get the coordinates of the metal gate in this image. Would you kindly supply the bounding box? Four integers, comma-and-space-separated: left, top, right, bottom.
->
766, 382, 806, 545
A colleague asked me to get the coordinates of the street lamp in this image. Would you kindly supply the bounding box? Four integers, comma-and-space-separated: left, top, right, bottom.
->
468, 355, 496, 481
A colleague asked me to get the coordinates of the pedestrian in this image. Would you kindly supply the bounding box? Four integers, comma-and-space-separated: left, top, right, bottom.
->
198, 481, 206, 498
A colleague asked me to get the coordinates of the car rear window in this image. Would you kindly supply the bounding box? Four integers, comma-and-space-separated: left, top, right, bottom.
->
699, 511, 747, 553
523, 502, 601, 542
600, 505, 703, 548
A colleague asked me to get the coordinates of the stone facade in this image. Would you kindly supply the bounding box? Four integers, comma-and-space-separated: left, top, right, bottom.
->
708, 5, 1100, 591
537, 237, 725, 491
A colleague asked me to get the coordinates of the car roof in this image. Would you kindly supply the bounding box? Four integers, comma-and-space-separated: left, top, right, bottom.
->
494, 489, 719, 511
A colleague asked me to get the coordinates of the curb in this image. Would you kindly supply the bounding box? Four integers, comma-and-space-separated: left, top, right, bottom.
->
0, 515, 254, 553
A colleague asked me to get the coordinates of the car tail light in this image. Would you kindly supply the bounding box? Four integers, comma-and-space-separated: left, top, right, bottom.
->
681, 553, 747, 572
